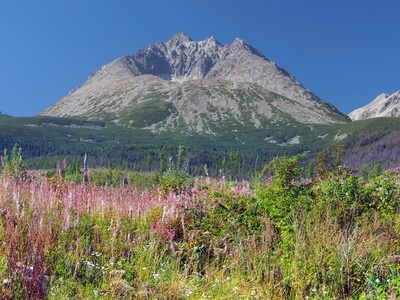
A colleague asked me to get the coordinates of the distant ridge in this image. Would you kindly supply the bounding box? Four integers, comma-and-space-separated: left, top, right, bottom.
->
349, 91, 400, 120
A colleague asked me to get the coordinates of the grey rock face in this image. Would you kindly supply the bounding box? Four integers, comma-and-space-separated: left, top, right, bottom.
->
349, 91, 400, 120
40, 33, 349, 131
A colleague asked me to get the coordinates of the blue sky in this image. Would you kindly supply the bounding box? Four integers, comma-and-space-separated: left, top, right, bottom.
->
1, 0, 399, 116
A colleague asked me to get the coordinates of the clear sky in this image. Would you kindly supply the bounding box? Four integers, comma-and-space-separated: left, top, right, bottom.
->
1, 0, 399, 116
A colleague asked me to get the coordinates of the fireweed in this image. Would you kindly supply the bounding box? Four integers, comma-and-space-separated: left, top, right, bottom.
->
0, 157, 399, 299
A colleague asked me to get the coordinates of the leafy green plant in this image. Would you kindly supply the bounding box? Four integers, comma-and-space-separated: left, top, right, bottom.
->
0, 144, 26, 180
46, 159, 84, 183
360, 265, 400, 299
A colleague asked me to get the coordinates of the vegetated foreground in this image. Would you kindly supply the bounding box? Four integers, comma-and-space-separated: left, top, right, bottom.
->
0, 151, 400, 299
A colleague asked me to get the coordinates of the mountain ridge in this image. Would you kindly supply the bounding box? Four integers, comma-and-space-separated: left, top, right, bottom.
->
349, 90, 400, 120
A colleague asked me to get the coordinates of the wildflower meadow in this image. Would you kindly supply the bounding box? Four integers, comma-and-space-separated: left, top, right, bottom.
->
0, 146, 399, 299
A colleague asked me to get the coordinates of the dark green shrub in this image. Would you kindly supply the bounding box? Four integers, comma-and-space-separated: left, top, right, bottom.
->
255, 154, 313, 237
360, 173, 400, 218
313, 167, 362, 228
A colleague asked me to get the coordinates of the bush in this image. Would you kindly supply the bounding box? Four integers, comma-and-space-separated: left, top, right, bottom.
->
157, 145, 193, 193
255, 154, 313, 238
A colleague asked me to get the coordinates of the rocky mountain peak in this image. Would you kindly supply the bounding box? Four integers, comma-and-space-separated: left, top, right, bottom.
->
40, 34, 349, 128
165, 33, 192, 47
128, 34, 227, 82
231, 37, 249, 48
204, 35, 218, 44
200, 36, 222, 50
229, 37, 262, 56
349, 91, 400, 120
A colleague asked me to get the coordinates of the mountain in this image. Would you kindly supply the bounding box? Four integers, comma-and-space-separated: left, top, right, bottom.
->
6, 34, 400, 174
40, 33, 349, 134
349, 91, 400, 120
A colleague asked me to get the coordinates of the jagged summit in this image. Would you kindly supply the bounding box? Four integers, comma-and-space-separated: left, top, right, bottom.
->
163, 33, 193, 50
169, 32, 192, 42
40, 34, 349, 132
230, 37, 261, 54
199, 36, 222, 50
349, 91, 400, 120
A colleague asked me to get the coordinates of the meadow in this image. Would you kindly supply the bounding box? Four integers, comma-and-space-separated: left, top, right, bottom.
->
0, 146, 399, 299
